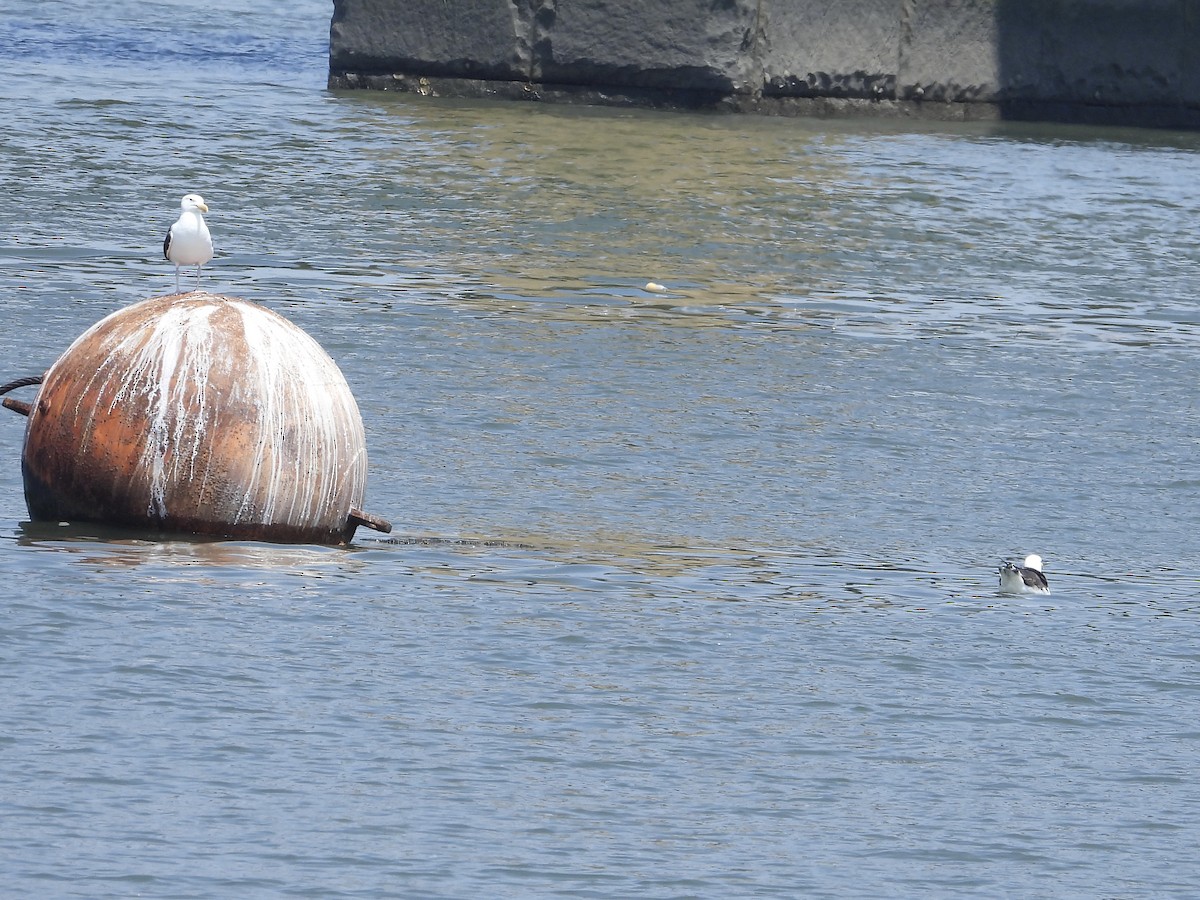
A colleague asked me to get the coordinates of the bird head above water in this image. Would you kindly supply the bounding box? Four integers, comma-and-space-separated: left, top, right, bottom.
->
180, 193, 209, 214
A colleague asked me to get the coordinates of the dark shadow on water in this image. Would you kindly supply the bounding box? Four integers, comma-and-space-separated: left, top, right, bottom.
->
368, 535, 536, 550
15, 519, 228, 547
12, 520, 360, 572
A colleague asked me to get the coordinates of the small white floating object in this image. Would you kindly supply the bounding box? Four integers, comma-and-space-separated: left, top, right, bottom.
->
644, 281, 667, 293
998, 554, 1050, 594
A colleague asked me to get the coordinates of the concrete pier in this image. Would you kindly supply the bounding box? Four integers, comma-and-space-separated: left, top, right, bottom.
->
328, 0, 1200, 128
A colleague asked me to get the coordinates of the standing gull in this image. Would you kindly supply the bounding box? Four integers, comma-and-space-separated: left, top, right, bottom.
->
163, 194, 213, 292
999, 554, 1050, 595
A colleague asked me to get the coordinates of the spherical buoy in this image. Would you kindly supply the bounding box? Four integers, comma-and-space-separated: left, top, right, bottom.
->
19, 291, 390, 544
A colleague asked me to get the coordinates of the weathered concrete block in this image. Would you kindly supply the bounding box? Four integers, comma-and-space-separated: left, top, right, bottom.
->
533, 0, 761, 92
329, 0, 530, 81
328, 0, 1200, 127
994, 0, 1185, 106
900, 0, 1001, 102
760, 0, 902, 99
1179, 2, 1200, 104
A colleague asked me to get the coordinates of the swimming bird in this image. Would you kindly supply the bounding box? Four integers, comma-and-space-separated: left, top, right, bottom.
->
999, 554, 1050, 594
163, 194, 213, 292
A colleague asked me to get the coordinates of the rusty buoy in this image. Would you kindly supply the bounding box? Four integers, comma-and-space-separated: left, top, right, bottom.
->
13, 291, 390, 544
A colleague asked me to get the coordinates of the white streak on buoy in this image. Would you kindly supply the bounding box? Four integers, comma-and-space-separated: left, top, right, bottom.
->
64, 303, 221, 518
233, 302, 366, 528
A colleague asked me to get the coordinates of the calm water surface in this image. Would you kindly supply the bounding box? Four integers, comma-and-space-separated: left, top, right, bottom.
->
2, 2, 1200, 897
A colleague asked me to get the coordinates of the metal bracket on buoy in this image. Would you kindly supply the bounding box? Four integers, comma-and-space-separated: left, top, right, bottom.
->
0, 375, 43, 417
349, 507, 392, 533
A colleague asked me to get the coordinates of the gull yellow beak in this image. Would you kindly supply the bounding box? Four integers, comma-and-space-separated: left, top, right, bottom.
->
197, 202, 209, 213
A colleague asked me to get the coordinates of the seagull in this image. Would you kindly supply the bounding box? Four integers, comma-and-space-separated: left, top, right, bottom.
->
163, 193, 213, 292
999, 554, 1050, 595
